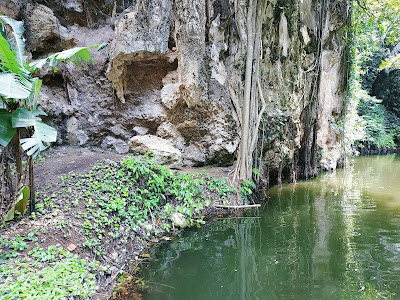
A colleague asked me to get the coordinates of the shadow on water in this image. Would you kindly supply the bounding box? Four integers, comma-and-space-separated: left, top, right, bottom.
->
141, 155, 400, 300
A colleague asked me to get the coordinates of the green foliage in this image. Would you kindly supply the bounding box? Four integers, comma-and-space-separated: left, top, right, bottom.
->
207, 177, 236, 204
12, 108, 57, 156
0, 109, 16, 147
346, 1, 400, 152
30, 44, 106, 72
0, 14, 101, 157
371, 69, 400, 116
0, 15, 106, 222
14, 186, 30, 215
0, 243, 98, 299
4, 186, 30, 221
47, 155, 237, 256
240, 179, 256, 201
0, 233, 37, 259
357, 91, 400, 149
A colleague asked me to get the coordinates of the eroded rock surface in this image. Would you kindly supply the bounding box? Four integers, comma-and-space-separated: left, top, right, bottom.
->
18, 0, 348, 176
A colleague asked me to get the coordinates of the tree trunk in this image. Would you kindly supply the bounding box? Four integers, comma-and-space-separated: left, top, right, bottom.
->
15, 129, 23, 190
239, 0, 255, 181
28, 156, 35, 212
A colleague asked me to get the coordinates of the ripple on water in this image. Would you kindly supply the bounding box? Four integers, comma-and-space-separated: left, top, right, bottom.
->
141, 155, 400, 300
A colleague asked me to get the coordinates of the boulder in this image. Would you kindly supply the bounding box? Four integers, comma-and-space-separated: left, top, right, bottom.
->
171, 212, 188, 228
25, 4, 60, 53
0, 0, 21, 19
129, 135, 181, 165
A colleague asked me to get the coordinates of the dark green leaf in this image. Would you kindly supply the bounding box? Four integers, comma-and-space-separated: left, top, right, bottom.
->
0, 109, 16, 147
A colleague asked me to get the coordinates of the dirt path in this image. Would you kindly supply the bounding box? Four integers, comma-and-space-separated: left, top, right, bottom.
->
34, 146, 128, 188
34, 146, 234, 188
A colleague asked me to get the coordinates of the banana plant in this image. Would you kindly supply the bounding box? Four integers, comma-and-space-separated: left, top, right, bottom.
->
0, 15, 106, 221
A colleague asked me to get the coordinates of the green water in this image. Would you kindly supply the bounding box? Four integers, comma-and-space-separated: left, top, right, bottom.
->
142, 155, 400, 300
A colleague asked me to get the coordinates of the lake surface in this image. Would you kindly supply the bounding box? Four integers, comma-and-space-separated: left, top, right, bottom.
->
142, 155, 400, 299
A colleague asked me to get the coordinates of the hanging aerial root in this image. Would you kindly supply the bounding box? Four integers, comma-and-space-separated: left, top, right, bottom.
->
250, 78, 267, 152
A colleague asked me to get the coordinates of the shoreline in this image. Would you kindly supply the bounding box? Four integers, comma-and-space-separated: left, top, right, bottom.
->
0, 146, 253, 299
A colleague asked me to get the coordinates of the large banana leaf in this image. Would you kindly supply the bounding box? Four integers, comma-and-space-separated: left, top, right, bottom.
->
29, 44, 107, 71
0, 16, 31, 100
0, 32, 21, 74
0, 16, 25, 65
0, 73, 32, 99
30, 46, 94, 71
12, 107, 57, 157
0, 109, 16, 147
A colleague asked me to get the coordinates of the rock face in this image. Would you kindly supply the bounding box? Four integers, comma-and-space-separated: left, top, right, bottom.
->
17, 0, 348, 178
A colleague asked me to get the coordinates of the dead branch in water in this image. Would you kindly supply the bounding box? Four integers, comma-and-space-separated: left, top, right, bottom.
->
214, 204, 261, 209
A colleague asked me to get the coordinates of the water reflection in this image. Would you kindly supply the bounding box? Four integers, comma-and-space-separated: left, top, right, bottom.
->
142, 155, 400, 300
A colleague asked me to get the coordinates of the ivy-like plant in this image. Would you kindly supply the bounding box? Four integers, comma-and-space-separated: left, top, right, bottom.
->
0, 15, 105, 221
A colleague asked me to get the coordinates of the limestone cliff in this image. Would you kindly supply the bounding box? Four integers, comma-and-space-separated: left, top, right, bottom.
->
1, 0, 349, 180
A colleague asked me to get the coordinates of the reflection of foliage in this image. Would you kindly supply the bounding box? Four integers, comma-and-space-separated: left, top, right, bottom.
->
145, 217, 261, 298
339, 278, 394, 299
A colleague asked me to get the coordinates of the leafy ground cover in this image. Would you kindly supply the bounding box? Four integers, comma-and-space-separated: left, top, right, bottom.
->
0, 149, 252, 299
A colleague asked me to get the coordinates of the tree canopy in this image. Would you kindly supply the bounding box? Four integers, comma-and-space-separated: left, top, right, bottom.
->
348, 0, 400, 152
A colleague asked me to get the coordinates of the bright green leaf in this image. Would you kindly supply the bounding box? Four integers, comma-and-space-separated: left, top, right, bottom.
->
31, 78, 42, 111
0, 32, 20, 73
29, 46, 97, 71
